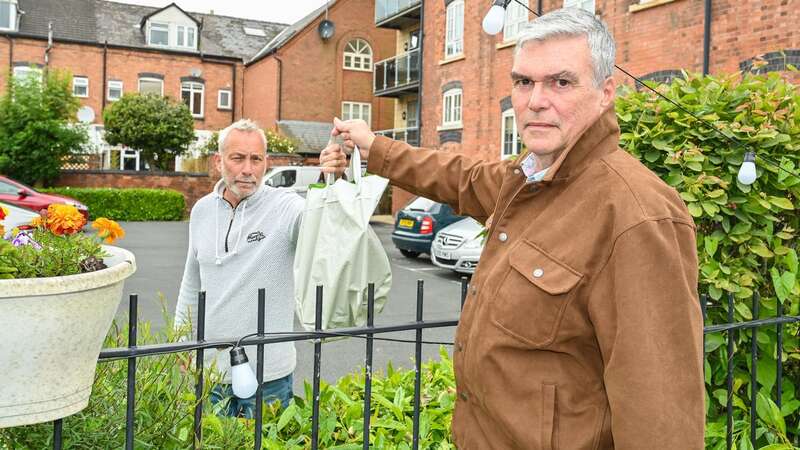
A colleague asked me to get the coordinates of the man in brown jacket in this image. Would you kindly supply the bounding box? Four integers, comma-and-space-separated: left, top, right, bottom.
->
321, 8, 704, 449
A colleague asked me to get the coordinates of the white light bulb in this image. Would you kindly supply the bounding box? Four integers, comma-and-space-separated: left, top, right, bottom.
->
230, 347, 259, 398
737, 152, 757, 185
482, 4, 506, 35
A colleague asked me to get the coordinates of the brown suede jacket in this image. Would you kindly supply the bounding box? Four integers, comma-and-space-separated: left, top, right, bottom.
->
366, 108, 705, 449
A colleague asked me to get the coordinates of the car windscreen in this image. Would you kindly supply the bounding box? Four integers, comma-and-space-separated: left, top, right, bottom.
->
405, 197, 437, 212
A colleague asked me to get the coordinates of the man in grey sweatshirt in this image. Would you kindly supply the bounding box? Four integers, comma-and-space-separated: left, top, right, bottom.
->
175, 119, 304, 418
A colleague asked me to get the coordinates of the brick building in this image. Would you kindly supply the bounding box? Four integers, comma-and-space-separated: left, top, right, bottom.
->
382, 0, 799, 212
0, 0, 288, 170
244, 0, 396, 155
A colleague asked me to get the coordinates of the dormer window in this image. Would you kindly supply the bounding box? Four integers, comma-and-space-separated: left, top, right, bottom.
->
148, 22, 169, 46
0, 0, 18, 31
176, 25, 196, 48
146, 22, 197, 49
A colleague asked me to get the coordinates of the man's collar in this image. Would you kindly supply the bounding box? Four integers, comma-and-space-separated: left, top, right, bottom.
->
515, 107, 620, 183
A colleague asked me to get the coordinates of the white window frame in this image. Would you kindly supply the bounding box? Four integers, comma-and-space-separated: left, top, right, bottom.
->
563, 0, 595, 13
12, 66, 42, 82
343, 39, 373, 72
0, 1, 17, 31
176, 25, 197, 49
503, 0, 529, 42
218, 89, 232, 110
181, 81, 205, 118
501, 109, 523, 159
138, 77, 164, 96
148, 21, 170, 47
341, 101, 372, 124
445, 0, 464, 58
72, 76, 89, 98
442, 88, 462, 128
107, 80, 123, 101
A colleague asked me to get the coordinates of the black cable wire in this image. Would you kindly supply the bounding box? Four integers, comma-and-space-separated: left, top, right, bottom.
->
510, 0, 800, 181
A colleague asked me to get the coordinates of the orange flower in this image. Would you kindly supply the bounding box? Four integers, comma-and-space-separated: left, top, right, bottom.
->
30, 216, 44, 228
46, 204, 86, 236
0, 205, 8, 221
91, 217, 125, 244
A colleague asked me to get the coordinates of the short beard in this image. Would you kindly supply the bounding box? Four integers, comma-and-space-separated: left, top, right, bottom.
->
222, 169, 257, 201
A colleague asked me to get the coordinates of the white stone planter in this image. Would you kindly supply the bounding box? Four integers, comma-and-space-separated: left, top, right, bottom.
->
0, 245, 136, 428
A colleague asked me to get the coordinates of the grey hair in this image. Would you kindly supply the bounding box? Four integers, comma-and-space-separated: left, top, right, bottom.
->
217, 119, 267, 153
514, 8, 615, 88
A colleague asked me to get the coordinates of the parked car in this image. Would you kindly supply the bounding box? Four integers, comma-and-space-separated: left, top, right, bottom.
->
264, 166, 322, 195
391, 197, 463, 258
431, 217, 484, 274
0, 201, 39, 239
0, 176, 89, 220
264, 165, 366, 195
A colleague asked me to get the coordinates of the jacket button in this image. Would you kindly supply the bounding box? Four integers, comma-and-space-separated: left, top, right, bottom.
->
498, 232, 508, 242
459, 391, 469, 401
513, 169, 520, 175
533, 268, 544, 278
456, 342, 464, 352
471, 286, 477, 295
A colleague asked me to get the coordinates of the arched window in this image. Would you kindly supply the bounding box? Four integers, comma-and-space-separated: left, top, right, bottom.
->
343, 39, 373, 71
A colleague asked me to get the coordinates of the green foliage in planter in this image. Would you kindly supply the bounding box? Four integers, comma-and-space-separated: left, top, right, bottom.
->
4, 229, 106, 278
616, 71, 800, 448
0, 313, 455, 449
41, 187, 185, 221
0, 68, 88, 186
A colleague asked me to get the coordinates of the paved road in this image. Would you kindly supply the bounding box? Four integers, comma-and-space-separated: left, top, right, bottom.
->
116, 221, 467, 392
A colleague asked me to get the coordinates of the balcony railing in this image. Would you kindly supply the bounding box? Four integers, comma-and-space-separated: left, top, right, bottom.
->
374, 49, 420, 97
376, 127, 419, 146
375, 0, 421, 27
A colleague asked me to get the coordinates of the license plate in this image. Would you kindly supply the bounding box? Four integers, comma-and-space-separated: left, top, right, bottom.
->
399, 219, 415, 228
437, 251, 452, 260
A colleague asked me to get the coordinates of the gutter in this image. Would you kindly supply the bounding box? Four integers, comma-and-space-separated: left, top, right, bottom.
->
0, 31, 242, 63
702, 0, 712, 75
275, 55, 283, 121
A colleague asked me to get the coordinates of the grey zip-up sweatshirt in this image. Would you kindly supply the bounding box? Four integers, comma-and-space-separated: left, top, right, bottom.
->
175, 179, 304, 383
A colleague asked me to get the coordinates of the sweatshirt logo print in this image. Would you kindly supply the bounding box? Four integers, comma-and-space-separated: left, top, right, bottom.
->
247, 231, 266, 243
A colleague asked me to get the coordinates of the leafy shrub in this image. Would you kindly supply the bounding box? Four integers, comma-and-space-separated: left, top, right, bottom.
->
266, 130, 297, 154
103, 94, 195, 171
617, 71, 800, 448
0, 69, 87, 185
42, 188, 185, 221
0, 312, 456, 449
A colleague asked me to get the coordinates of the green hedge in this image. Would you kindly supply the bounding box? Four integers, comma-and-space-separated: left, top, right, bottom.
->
617, 71, 800, 448
41, 187, 185, 221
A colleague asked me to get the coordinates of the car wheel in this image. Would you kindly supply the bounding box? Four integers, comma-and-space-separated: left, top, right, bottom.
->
400, 249, 420, 258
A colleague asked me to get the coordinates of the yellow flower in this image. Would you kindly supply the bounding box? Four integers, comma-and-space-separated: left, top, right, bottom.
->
46, 204, 86, 236
0, 205, 8, 221
91, 218, 125, 244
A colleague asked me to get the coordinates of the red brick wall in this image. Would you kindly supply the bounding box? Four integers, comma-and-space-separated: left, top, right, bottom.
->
0, 37, 243, 131
419, 0, 800, 156
244, 0, 396, 132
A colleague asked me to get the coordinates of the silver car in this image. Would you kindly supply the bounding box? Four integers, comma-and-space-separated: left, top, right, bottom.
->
431, 217, 484, 274
1, 201, 39, 239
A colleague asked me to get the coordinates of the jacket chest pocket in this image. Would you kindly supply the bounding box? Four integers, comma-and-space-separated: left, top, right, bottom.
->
491, 239, 582, 348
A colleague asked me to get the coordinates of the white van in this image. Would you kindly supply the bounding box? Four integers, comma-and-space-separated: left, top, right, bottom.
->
263, 165, 367, 194
263, 166, 322, 194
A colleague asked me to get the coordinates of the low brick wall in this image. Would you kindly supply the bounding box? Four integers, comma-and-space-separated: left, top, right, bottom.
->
54, 153, 319, 213
54, 170, 217, 214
